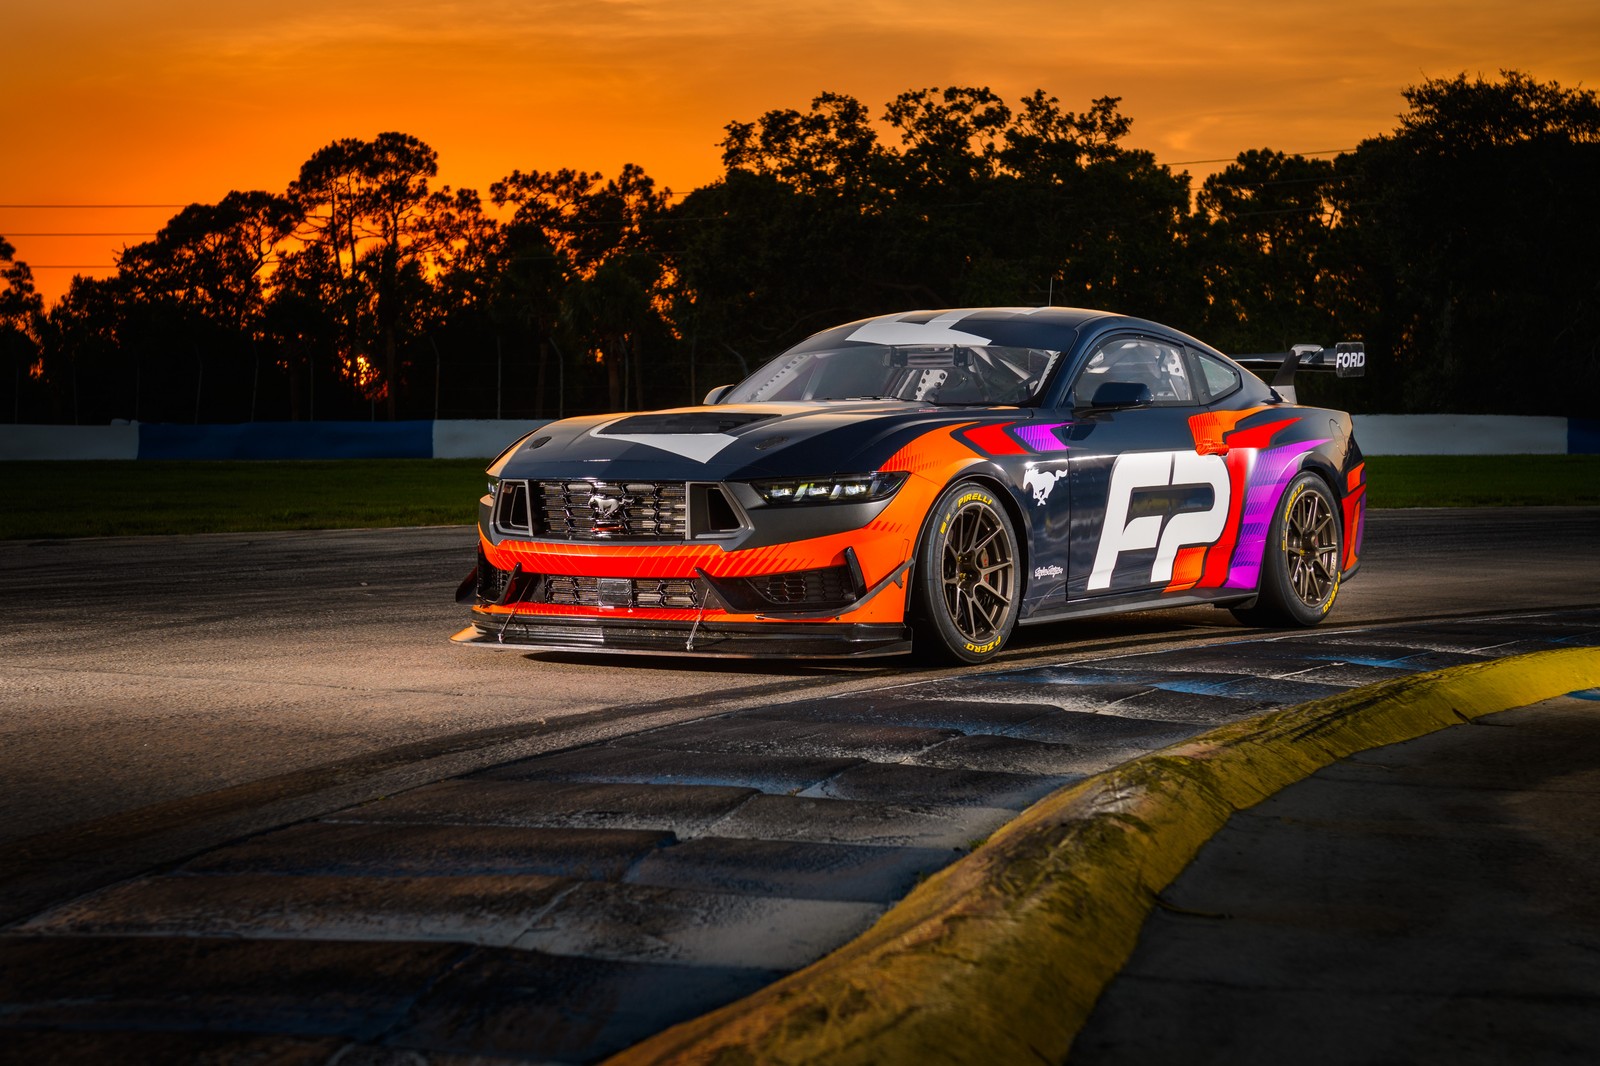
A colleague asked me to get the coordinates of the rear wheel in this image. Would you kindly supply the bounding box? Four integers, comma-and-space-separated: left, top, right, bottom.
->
912, 480, 1021, 663
1231, 471, 1342, 627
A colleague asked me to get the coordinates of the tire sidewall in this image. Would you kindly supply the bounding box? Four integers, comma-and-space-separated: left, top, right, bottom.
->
912, 480, 1021, 663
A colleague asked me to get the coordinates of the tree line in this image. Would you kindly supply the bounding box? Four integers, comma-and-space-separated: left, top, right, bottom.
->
2, 70, 1596, 425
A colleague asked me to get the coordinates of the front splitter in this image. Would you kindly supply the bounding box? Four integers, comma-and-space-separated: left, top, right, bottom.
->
451, 616, 913, 659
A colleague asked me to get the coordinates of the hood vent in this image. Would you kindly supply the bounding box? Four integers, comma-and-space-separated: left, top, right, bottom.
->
598, 412, 777, 436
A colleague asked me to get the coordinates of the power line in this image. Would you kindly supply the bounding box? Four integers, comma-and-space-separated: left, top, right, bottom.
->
3, 154, 1365, 211
1205, 174, 1356, 190
4, 233, 157, 237
1165, 148, 1356, 166
0, 204, 187, 209
1216, 200, 1379, 219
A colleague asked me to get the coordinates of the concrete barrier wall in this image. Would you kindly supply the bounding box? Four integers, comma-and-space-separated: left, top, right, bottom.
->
1, 416, 1597, 460
0, 424, 141, 461
1350, 414, 1569, 455
431, 420, 550, 460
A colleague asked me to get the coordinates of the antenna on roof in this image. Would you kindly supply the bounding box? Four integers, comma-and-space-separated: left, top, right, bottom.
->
1047, 274, 1054, 307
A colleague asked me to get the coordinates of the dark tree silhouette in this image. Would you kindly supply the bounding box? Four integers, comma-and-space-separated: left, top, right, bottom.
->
1, 237, 44, 422
722, 92, 887, 198
1333, 70, 1600, 414
1194, 150, 1343, 349
289, 133, 479, 418
492, 164, 671, 411
18, 73, 1600, 424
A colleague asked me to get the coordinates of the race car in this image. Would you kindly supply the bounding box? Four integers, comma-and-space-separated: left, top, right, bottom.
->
454, 307, 1366, 662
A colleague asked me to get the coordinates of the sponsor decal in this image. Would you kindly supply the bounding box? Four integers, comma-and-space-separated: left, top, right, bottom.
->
1033, 564, 1065, 579
1089, 450, 1229, 590
1023, 466, 1068, 506
1335, 346, 1365, 372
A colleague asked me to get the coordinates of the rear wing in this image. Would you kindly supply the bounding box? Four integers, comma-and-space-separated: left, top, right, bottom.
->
1233, 342, 1365, 402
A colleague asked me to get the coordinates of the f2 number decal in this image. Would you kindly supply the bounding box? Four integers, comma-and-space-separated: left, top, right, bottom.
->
1088, 451, 1230, 590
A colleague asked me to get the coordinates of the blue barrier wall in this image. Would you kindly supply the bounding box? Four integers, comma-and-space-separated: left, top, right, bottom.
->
137, 420, 436, 460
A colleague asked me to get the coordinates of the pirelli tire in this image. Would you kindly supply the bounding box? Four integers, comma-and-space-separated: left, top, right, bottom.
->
1232, 470, 1343, 628
912, 479, 1022, 664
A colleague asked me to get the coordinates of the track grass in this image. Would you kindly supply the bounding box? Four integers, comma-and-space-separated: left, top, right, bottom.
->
2, 454, 1596, 540
1363, 454, 1600, 509
3, 459, 486, 540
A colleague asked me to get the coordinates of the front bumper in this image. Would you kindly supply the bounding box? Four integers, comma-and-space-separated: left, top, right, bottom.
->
461, 459, 958, 659
451, 614, 912, 658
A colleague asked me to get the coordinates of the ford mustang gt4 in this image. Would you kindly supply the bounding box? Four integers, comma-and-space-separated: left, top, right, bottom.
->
454, 307, 1366, 663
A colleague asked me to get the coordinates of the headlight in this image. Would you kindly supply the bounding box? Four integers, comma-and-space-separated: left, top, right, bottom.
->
749, 471, 908, 505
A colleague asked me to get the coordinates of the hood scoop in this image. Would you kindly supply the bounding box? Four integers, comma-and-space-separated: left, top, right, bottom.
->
598, 412, 777, 436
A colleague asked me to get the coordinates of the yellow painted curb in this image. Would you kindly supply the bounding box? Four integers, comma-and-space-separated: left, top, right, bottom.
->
605, 645, 1600, 1066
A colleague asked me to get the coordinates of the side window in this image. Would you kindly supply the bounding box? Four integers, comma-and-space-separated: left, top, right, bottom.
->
1192, 349, 1241, 402
1074, 337, 1195, 406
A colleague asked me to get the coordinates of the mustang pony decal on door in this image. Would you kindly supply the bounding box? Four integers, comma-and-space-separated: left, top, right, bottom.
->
455, 307, 1366, 663
1023, 466, 1068, 506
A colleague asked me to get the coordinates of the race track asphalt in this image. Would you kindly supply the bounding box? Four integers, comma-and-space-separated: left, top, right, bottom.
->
0, 507, 1597, 1062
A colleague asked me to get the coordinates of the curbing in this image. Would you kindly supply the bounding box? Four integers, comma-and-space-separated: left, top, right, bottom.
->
605, 645, 1600, 1066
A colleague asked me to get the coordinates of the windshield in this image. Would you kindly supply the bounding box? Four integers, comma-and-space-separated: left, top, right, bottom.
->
723, 344, 1062, 406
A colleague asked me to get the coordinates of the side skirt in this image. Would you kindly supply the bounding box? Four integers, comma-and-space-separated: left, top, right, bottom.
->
1017, 588, 1256, 627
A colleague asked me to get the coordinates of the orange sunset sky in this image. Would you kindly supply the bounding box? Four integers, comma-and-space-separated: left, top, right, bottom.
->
6, 0, 1597, 305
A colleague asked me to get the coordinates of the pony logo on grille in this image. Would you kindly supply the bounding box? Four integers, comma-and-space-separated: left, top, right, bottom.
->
588, 490, 631, 535
588, 493, 626, 519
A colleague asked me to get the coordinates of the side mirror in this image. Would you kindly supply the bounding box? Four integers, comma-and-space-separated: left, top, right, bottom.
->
1087, 380, 1154, 409
703, 384, 734, 405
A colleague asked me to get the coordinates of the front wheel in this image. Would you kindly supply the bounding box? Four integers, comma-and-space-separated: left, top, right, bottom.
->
1231, 471, 1342, 628
912, 480, 1021, 664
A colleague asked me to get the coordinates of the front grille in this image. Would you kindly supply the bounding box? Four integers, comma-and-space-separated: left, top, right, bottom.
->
759, 569, 852, 605
545, 575, 703, 609
703, 564, 859, 613
538, 480, 688, 540
478, 560, 513, 602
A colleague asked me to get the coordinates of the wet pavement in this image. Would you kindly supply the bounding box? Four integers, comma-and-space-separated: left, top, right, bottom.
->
4, 608, 1599, 1063
1070, 690, 1600, 1066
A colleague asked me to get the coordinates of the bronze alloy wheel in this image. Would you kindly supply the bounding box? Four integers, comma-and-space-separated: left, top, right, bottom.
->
1231, 471, 1343, 629
910, 480, 1024, 664
1284, 482, 1340, 607
940, 498, 1016, 644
